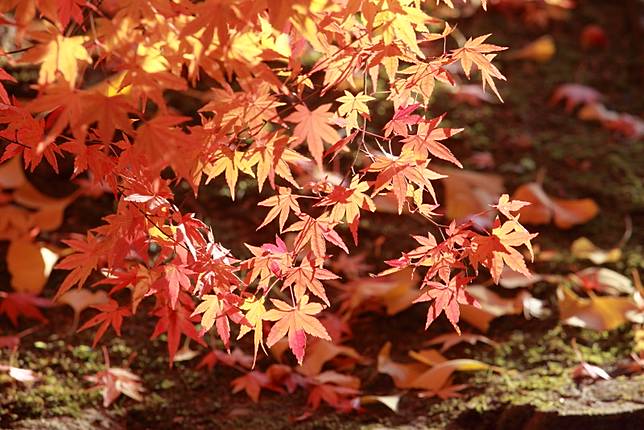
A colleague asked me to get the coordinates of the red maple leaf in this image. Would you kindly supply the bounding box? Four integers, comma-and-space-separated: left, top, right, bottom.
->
414, 274, 479, 334
78, 299, 132, 346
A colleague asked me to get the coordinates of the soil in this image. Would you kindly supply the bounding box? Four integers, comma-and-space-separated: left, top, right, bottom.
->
1, 1, 643, 429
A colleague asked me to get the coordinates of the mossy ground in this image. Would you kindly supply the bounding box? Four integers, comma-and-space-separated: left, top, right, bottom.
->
2, 318, 641, 429
1, 0, 643, 429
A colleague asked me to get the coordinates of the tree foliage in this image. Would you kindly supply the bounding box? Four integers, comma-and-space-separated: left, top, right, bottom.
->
0, 0, 534, 370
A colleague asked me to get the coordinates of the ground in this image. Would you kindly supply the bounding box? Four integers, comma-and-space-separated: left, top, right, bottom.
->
1, 1, 643, 429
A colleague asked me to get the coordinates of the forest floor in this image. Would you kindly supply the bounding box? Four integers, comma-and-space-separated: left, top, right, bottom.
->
1, 1, 643, 429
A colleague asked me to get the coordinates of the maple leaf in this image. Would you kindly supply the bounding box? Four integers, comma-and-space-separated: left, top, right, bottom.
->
401, 117, 463, 167
550, 84, 603, 112
374, 2, 431, 58
451, 34, 507, 101
151, 294, 206, 364
285, 103, 340, 168
0, 292, 52, 326
315, 176, 375, 244
57, 0, 86, 29
26, 84, 82, 140
203, 148, 255, 200
192, 293, 247, 350
0, 105, 61, 172
425, 333, 497, 352
242, 236, 293, 290
237, 296, 267, 367
367, 149, 445, 213
85, 350, 145, 407
0, 67, 16, 104
55, 233, 103, 297
298, 339, 364, 377
492, 194, 531, 219
285, 213, 349, 259
414, 273, 479, 333
231, 370, 283, 403
283, 256, 339, 305
383, 103, 422, 137
0, 364, 40, 383
257, 187, 301, 232
78, 299, 132, 347
163, 264, 194, 309
397, 59, 453, 105
488, 217, 537, 283
336, 91, 374, 132
572, 362, 611, 382
22, 33, 92, 88
247, 132, 308, 192
197, 347, 254, 371
317, 176, 375, 225
307, 372, 361, 411
263, 294, 331, 365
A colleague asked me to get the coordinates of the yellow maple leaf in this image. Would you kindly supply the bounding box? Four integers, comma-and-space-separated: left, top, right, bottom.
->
36, 35, 92, 87
374, 1, 430, 58
203, 149, 255, 200
237, 296, 267, 367
336, 91, 375, 132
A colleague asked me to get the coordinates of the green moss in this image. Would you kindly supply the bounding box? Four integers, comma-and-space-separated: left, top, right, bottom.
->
0, 337, 138, 426
434, 325, 638, 418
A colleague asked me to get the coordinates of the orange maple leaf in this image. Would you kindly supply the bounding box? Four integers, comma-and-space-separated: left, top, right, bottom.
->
257, 187, 301, 232
263, 294, 331, 365
451, 34, 507, 101
285, 103, 339, 168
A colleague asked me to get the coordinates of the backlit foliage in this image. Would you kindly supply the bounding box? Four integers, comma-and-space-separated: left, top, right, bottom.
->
0, 0, 534, 371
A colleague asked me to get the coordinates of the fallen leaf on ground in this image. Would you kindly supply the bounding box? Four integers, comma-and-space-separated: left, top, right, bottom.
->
466, 151, 495, 169
307, 371, 360, 411
435, 167, 504, 227
197, 348, 254, 371
498, 267, 542, 289
571, 237, 621, 264
550, 83, 602, 112
85, 349, 145, 407
557, 286, 639, 331
459, 285, 543, 332
511, 182, 599, 229
377, 342, 428, 389
507, 35, 556, 62
580, 24, 608, 50
0, 364, 39, 383
424, 333, 497, 352
172, 342, 201, 363
578, 102, 644, 138
358, 395, 401, 413
570, 267, 633, 296
333, 267, 419, 317
231, 370, 282, 403
572, 362, 610, 382
451, 84, 495, 106
0, 336, 20, 349
378, 343, 492, 393
297, 339, 365, 377
408, 349, 447, 366
86, 367, 145, 407
408, 358, 491, 392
